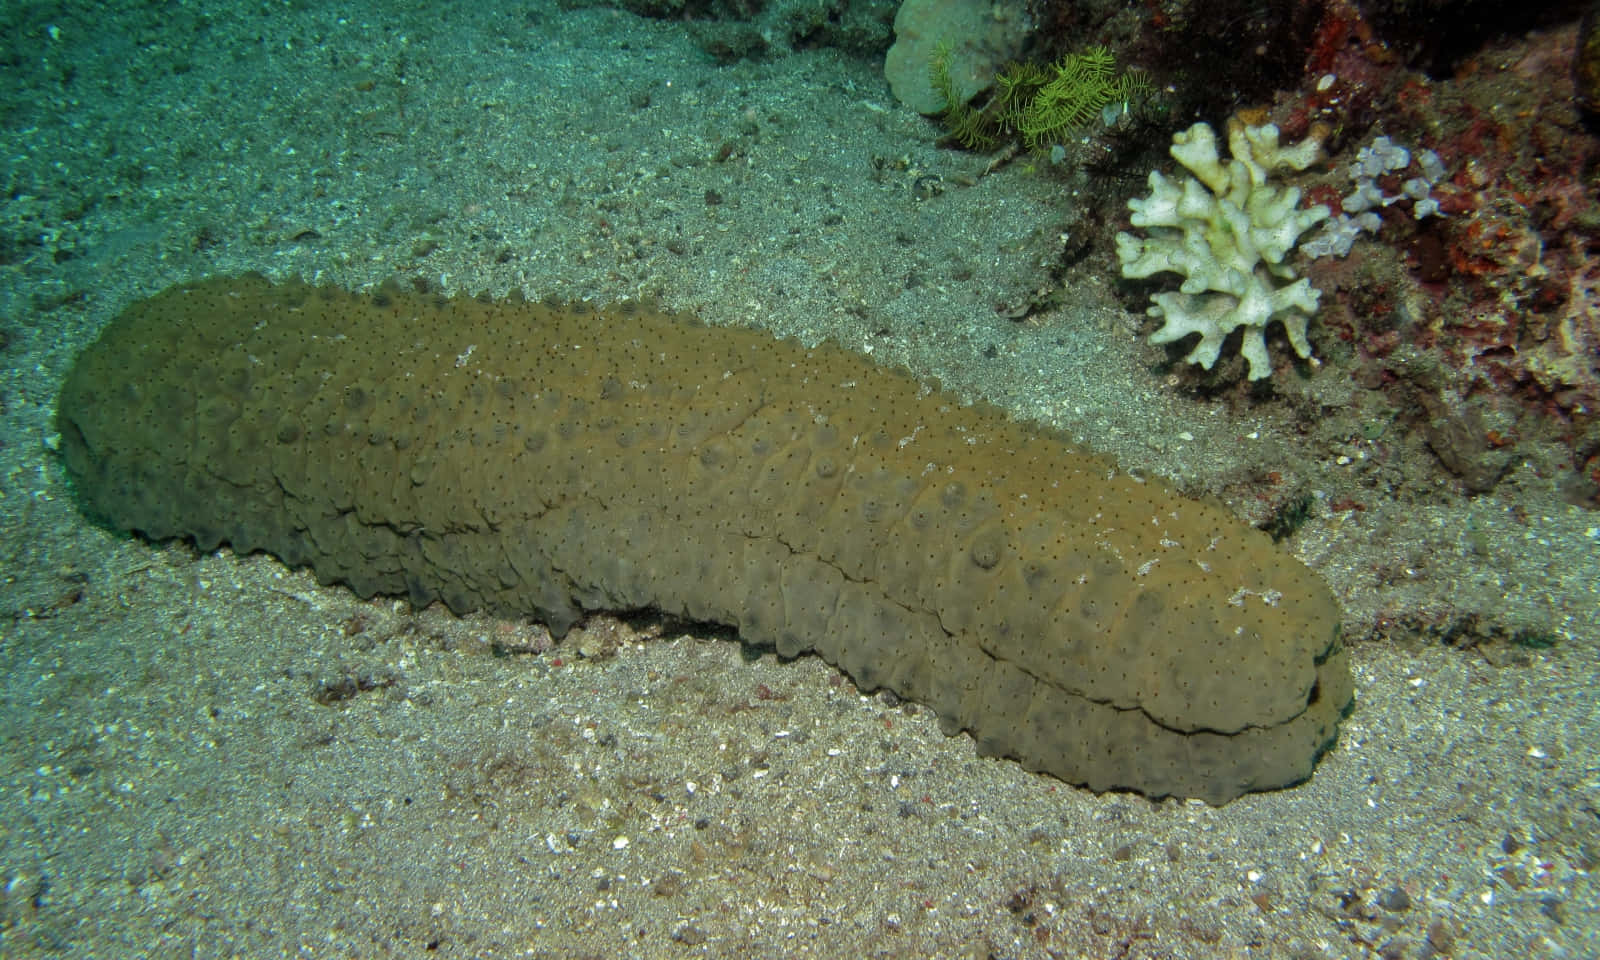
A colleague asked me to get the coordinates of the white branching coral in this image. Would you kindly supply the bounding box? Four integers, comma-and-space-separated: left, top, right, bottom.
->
1116, 121, 1331, 380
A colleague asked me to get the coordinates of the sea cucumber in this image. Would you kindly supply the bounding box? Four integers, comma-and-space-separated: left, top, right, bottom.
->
56, 275, 1352, 803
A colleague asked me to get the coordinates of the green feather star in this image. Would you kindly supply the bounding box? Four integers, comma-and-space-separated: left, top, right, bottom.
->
931, 43, 1152, 154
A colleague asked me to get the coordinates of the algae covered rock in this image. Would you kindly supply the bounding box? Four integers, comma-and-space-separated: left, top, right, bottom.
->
884, 0, 1031, 114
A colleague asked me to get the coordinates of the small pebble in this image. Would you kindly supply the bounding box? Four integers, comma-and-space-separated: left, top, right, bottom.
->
1426, 917, 1456, 952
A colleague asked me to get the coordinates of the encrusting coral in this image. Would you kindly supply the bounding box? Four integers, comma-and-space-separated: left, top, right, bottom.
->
1116, 120, 1332, 380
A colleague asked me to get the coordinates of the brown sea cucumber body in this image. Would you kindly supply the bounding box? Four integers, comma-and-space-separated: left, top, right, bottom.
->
56, 275, 1352, 803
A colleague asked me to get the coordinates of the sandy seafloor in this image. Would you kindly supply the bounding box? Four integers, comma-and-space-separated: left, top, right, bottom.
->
1, 2, 1597, 957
